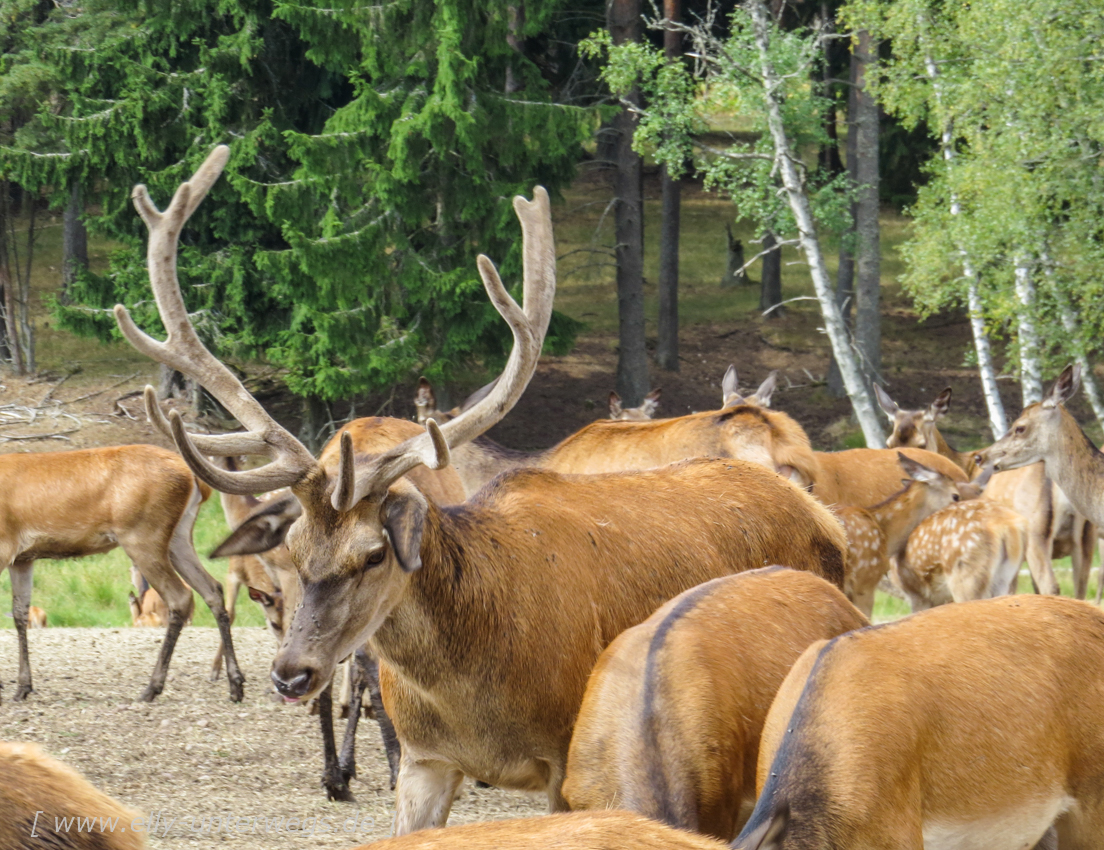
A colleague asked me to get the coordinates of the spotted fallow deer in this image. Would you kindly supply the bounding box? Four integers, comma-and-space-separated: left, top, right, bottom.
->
830, 454, 976, 618
562, 568, 868, 842
896, 498, 1028, 609
735, 595, 1104, 850
609, 388, 661, 420
113, 146, 849, 833
876, 383, 1096, 597
0, 444, 243, 704
0, 741, 146, 850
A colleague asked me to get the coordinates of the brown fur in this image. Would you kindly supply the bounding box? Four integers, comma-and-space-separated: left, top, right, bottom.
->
738, 596, 1104, 849
562, 568, 867, 841
350, 810, 726, 849
128, 587, 174, 628
831, 456, 970, 617
0, 444, 242, 703
808, 448, 966, 507
898, 500, 1029, 608
881, 383, 1096, 597
271, 456, 849, 833
0, 740, 145, 849
27, 606, 46, 629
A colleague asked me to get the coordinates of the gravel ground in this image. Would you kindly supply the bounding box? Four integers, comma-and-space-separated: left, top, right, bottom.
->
0, 627, 545, 848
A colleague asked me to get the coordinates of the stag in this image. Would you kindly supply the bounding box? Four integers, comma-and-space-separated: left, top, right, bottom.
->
114, 146, 849, 832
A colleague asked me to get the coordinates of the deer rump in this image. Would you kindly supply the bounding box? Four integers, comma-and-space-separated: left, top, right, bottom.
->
366, 458, 848, 797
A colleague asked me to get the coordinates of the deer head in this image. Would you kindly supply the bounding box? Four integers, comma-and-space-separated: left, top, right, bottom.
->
115, 145, 556, 701
721, 366, 778, 409
977, 365, 1081, 472
609, 388, 661, 420
875, 384, 952, 451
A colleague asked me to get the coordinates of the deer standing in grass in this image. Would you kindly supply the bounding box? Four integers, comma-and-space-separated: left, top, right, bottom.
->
735, 595, 1104, 850
0, 445, 244, 703
830, 454, 976, 617
114, 146, 850, 832
877, 383, 1096, 597
563, 568, 867, 842
896, 498, 1028, 609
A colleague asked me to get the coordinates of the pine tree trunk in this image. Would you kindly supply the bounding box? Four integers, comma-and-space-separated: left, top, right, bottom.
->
759, 231, 783, 317
655, 0, 682, 373
609, 0, 650, 405
852, 30, 881, 390
747, 0, 884, 446
721, 225, 750, 288
62, 182, 88, 300
299, 394, 333, 455
504, 4, 524, 94
1013, 256, 1042, 406
0, 180, 23, 375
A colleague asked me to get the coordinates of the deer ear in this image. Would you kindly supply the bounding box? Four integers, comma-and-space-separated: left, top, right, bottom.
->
415, 377, 435, 408
874, 383, 898, 417
210, 494, 301, 558
896, 451, 940, 484
753, 371, 778, 407
928, 387, 952, 421
608, 392, 623, 418
642, 388, 661, 417
722, 365, 739, 407
383, 488, 428, 573
1043, 364, 1080, 409
247, 586, 276, 606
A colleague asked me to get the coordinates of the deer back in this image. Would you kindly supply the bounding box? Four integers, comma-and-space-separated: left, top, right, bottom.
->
563, 568, 867, 841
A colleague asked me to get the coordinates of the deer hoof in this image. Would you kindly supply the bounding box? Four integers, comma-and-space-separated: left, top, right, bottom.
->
13, 685, 31, 701
228, 677, 245, 703
325, 783, 357, 803
139, 685, 161, 703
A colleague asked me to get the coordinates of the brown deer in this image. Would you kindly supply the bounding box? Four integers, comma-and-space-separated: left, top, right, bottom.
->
735, 595, 1103, 849
113, 146, 850, 832
830, 454, 977, 617
721, 366, 778, 408
348, 810, 728, 850
876, 383, 1096, 597
609, 388, 661, 420
896, 499, 1028, 609
0, 740, 145, 850
563, 568, 868, 841
0, 444, 244, 704
128, 587, 169, 627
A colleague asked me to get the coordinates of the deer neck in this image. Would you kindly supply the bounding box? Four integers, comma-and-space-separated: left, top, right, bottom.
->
870, 483, 931, 562
1046, 409, 1104, 528
929, 426, 979, 477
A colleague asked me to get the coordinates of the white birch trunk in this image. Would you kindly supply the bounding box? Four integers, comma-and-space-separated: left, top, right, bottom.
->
1046, 258, 1104, 428
747, 0, 885, 447
1013, 256, 1042, 405
924, 50, 1008, 439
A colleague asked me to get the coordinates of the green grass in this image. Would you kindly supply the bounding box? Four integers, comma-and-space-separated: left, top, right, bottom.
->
0, 497, 266, 628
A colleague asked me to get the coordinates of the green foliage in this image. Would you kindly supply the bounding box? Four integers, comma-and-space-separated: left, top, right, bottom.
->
2, 0, 593, 402
584, 7, 853, 246
844, 0, 1104, 373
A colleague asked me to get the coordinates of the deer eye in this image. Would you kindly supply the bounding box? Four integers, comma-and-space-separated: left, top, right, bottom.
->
952, 493, 961, 502
1014, 425, 1026, 435
365, 548, 387, 567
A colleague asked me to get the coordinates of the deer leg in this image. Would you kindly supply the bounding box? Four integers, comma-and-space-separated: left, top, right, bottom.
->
338, 651, 369, 784
338, 656, 352, 719
317, 680, 356, 802
363, 650, 402, 789
209, 561, 242, 682
167, 487, 244, 702
1031, 825, 1058, 850
10, 561, 34, 701
1024, 529, 1059, 596
393, 755, 465, 835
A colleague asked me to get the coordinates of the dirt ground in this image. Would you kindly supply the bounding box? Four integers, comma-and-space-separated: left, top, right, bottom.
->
0, 627, 545, 848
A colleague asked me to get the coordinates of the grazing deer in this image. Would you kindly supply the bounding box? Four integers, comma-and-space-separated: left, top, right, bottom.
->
609, 388, 661, 420
563, 568, 868, 841
0, 445, 243, 704
830, 454, 974, 618
113, 146, 850, 832
0, 740, 145, 850
896, 499, 1028, 609
877, 383, 1096, 597
349, 810, 728, 850
128, 587, 170, 627
735, 595, 1103, 850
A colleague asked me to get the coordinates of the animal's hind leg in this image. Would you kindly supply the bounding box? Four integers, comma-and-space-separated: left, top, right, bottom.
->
209, 559, 243, 682
366, 652, 402, 790
318, 681, 356, 803
10, 561, 35, 700
167, 486, 244, 702
338, 653, 369, 784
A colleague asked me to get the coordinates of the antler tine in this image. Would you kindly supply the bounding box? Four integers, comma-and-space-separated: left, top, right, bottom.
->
142, 386, 272, 457
342, 186, 555, 508
116, 145, 317, 494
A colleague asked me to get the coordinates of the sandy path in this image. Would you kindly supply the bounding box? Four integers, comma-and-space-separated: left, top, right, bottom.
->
0, 627, 545, 848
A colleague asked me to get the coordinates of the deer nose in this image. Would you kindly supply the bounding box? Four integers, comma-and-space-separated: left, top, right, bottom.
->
271, 668, 314, 699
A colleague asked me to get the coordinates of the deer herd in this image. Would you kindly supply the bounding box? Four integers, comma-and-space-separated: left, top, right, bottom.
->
3, 147, 1104, 850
